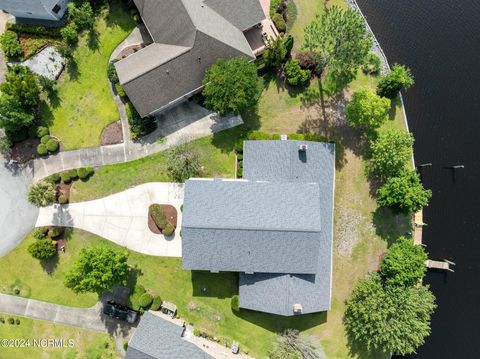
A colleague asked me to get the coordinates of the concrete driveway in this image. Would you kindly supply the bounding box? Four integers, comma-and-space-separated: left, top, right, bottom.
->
0, 162, 38, 256
36, 183, 184, 257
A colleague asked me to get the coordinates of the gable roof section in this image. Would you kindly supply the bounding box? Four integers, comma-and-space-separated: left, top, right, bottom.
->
238, 140, 335, 316
203, 0, 265, 31
181, 179, 321, 274
125, 312, 213, 359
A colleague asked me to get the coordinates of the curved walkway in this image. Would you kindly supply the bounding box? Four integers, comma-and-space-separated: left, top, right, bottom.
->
32, 101, 243, 182
36, 183, 184, 256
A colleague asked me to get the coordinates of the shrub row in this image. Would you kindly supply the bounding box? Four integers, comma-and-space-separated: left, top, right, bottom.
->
129, 284, 162, 311
7, 23, 62, 39
126, 102, 157, 139
37, 135, 60, 155
0, 317, 20, 325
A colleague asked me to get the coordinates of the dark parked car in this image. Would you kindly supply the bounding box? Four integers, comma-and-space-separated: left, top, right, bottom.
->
103, 301, 138, 323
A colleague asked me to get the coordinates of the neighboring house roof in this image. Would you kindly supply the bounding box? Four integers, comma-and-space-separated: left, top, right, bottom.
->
116, 0, 265, 117
0, 0, 67, 21
125, 312, 213, 359
182, 140, 335, 316
182, 180, 321, 274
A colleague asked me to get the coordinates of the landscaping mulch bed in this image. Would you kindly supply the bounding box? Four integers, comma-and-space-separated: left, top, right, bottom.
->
11, 137, 40, 162
147, 204, 178, 234
100, 121, 123, 146
57, 182, 72, 201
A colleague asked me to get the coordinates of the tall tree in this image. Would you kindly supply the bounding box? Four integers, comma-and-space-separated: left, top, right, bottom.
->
1, 65, 40, 107
381, 237, 427, 287
377, 170, 432, 214
64, 246, 129, 293
369, 129, 414, 178
0, 95, 34, 132
344, 273, 436, 356
203, 57, 261, 115
345, 89, 390, 133
377, 63, 414, 99
303, 6, 372, 87
269, 329, 325, 359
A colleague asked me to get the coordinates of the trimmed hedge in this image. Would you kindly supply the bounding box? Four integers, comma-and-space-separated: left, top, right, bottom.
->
151, 295, 162, 311
77, 167, 89, 179
162, 222, 175, 236
247, 131, 270, 140
60, 169, 78, 183
46, 139, 59, 152
115, 82, 126, 97
138, 293, 153, 309
150, 204, 168, 229
40, 135, 51, 144
37, 144, 48, 156
58, 194, 68, 204
272, 13, 286, 33
231, 295, 240, 312
8, 23, 62, 38
37, 126, 49, 138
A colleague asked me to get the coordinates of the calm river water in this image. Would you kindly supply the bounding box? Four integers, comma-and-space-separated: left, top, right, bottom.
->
355, 1, 480, 358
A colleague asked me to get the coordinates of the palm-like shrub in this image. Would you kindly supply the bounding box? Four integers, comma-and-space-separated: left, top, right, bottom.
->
28, 181, 56, 207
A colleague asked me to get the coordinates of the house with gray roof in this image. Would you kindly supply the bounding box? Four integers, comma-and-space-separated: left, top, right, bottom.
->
125, 311, 213, 359
0, 0, 68, 22
182, 140, 335, 316
114, 0, 268, 118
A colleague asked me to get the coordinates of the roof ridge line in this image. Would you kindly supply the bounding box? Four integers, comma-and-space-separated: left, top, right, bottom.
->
182, 226, 321, 233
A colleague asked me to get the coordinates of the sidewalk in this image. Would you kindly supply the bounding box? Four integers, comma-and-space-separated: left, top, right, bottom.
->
32, 101, 243, 182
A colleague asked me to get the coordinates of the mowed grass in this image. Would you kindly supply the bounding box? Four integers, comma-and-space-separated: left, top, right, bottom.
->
70, 136, 236, 202
40, 1, 135, 150
0, 315, 117, 359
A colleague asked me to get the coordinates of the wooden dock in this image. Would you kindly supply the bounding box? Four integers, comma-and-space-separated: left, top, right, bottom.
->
413, 210, 426, 246
425, 259, 456, 272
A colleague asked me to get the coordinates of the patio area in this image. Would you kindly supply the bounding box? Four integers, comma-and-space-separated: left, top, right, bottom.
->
244, 18, 280, 56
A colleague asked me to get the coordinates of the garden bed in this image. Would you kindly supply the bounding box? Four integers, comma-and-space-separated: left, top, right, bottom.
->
11, 138, 40, 162
100, 121, 123, 145
148, 204, 177, 235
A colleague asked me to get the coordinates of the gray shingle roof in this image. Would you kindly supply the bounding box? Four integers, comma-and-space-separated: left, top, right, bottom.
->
239, 140, 335, 316
0, 0, 67, 21
125, 312, 213, 359
182, 179, 321, 274
116, 0, 263, 117
203, 0, 265, 31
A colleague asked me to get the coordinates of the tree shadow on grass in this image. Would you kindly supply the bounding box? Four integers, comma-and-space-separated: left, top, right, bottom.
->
38, 100, 55, 127
66, 58, 79, 81
40, 253, 59, 275
372, 207, 412, 246
87, 28, 100, 50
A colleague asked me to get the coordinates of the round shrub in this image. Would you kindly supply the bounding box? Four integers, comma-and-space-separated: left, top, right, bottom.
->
231, 295, 240, 312
86, 166, 94, 176
284, 59, 311, 86
37, 126, 49, 138
60, 171, 72, 183
0, 317, 4, 323
40, 135, 51, 144
162, 222, 175, 236
8, 317, 14, 325
138, 293, 153, 309
33, 227, 48, 240
237, 167, 243, 178
15, 318, 20, 325
47, 226, 65, 238
272, 13, 286, 33
28, 240, 57, 260
58, 194, 68, 204
47, 173, 61, 184
363, 52, 381, 75
46, 138, 59, 152
77, 167, 89, 179
151, 295, 162, 311
149, 204, 168, 229
37, 143, 48, 156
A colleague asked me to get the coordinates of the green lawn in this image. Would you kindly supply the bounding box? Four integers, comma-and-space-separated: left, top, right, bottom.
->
0, 315, 117, 359
70, 136, 236, 202
40, 1, 136, 150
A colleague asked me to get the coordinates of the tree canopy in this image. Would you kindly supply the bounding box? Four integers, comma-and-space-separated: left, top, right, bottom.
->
0, 95, 34, 133
262, 36, 287, 69
64, 246, 129, 293
303, 6, 372, 87
269, 329, 325, 359
166, 143, 201, 182
381, 237, 427, 287
0, 30, 23, 58
377, 170, 432, 214
68, 1, 94, 30
377, 63, 414, 99
344, 273, 436, 356
202, 57, 261, 115
1, 65, 41, 107
345, 89, 390, 132
369, 129, 414, 178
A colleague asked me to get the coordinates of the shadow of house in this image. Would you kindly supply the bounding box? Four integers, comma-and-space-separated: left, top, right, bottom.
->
191, 271, 237, 299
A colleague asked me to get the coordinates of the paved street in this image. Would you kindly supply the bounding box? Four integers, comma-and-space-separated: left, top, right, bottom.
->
36, 183, 184, 256
0, 162, 38, 256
